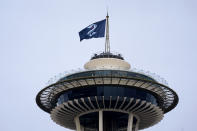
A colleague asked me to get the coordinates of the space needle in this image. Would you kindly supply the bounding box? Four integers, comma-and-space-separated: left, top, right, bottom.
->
36, 14, 178, 131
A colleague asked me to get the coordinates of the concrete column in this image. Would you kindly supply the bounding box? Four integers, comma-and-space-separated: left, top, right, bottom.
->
74, 116, 81, 131
99, 110, 103, 131
127, 113, 133, 131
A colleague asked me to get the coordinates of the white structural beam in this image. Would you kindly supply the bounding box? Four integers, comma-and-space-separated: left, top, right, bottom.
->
99, 110, 103, 131
127, 113, 133, 131
135, 120, 139, 131
81, 126, 84, 131
74, 116, 81, 131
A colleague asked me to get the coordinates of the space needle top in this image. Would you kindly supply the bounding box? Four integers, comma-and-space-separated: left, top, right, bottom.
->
36, 13, 179, 131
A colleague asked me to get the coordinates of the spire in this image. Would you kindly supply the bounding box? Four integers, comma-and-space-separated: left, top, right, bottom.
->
105, 13, 110, 53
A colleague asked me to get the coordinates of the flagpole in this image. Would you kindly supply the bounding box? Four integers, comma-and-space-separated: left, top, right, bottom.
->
105, 13, 110, 53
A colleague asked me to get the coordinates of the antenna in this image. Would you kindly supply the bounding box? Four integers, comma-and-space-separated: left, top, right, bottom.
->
105, 13, 110, 53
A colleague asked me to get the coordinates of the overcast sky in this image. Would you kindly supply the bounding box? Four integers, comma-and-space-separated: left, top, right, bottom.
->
1, 0, 197, 131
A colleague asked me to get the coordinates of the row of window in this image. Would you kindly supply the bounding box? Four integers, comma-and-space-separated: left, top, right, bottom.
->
57, 85, 158, 106
79, 111, 138, 131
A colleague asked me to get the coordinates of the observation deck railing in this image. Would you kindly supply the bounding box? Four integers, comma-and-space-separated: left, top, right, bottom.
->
45, 51, 168, 87
91, 51, 124, 60
46, 68, 169, 87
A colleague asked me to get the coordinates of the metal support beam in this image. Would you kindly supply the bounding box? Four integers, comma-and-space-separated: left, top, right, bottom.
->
135, 119, 139, 131
127, 113, 133, 131
81, 126, 84, 131
74, 116, 81, 131
99, 110, 103, 131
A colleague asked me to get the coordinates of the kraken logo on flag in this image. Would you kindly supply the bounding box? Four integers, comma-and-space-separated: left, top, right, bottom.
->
79, 19, 106, 41
87, 24, 97, 37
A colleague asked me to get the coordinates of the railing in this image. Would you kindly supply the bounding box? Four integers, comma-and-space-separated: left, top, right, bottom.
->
46, 68, 168, 87
131, 68, 169, 86
90, 51, 124, 60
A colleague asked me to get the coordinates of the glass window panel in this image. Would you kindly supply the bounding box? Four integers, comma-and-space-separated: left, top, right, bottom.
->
56, 85, 158, 106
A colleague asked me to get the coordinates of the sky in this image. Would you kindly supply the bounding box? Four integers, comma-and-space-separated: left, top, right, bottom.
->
1, 0, 197, 131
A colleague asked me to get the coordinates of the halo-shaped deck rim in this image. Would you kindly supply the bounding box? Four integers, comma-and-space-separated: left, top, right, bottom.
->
36, 74, 178, 114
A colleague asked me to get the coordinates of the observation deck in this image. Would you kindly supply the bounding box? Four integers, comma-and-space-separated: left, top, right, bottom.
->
36, 52, 178, 131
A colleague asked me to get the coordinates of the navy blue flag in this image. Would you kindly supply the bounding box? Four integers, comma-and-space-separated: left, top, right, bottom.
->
79, 19, 106, 41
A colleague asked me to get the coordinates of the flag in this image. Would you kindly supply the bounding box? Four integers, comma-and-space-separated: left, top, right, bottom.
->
79, 19, 106, 41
